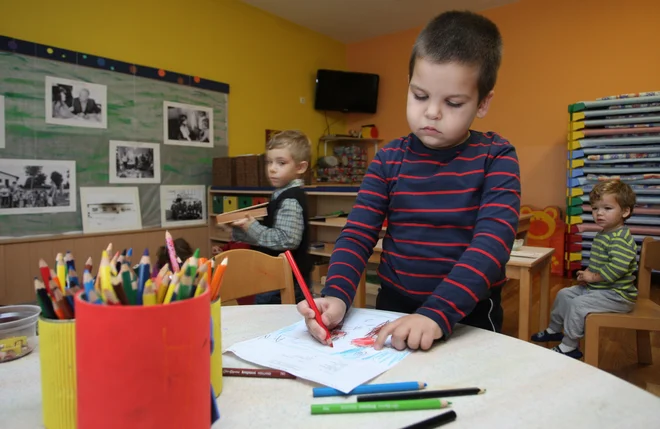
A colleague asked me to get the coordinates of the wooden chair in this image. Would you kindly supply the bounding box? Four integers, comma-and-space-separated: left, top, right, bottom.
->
584, 237, 660, 367
213, 249, 296, 304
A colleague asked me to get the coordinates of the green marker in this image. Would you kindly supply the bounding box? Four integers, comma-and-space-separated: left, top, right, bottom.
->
311, 399, 451, 415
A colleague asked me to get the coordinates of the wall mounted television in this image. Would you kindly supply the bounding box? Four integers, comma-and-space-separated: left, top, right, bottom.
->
314, 69, 379, 114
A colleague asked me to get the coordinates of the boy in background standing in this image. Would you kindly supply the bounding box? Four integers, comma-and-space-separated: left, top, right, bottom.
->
230, 130, 312, 304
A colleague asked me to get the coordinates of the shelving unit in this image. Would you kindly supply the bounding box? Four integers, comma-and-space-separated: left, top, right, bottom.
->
207, 185, 374, 307
319, 135, 382, 157
565, 91, 660, 277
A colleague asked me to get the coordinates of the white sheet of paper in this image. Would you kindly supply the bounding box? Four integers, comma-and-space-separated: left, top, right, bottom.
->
0, 95, 5, 149
226, 310, 410, 393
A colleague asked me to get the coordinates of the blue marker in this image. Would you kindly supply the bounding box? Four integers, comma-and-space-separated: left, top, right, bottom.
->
313, 381, 427, 398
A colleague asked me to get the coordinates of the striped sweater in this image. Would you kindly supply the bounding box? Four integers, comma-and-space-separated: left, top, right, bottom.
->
321, 131, 521, 337
586, 227, 638, 301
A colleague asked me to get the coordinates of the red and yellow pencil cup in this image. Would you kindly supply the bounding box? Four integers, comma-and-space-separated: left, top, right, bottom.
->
38, 316, 77, 429
210, 296, 223, 396
74, 290, 211, 429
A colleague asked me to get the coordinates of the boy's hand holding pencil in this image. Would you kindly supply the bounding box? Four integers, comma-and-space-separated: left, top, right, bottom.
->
297, 296, 346, 345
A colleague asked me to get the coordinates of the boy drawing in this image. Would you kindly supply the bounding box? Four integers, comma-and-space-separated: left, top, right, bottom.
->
532, 180, 638, 358
298, 11, 521, 350
229, 130, 312, 304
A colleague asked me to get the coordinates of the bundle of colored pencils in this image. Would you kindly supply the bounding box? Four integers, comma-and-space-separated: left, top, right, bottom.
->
35, 250, 81, 320
87, 244, 214, 306
35, 234, 229, 319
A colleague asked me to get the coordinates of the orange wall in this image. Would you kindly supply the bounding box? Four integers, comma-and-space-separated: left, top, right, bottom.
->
346, 0, 660, 208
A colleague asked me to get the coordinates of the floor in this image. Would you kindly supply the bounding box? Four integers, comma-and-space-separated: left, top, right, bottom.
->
362, 277, 660, 396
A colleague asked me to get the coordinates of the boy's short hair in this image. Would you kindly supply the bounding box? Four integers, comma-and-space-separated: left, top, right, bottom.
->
409, 10, 503, 101
266, 130, 311, 164
589, 180, 636, 219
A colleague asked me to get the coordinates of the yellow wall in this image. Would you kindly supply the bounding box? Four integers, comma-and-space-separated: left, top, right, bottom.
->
1, 0, 346, 160
346, 0, 660, 208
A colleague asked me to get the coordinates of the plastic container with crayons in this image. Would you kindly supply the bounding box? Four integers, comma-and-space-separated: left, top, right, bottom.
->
0, 305, 40, 363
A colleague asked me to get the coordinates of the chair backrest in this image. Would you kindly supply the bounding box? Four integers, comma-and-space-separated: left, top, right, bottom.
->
213, 249, 295, 304
637, 237, 660, 300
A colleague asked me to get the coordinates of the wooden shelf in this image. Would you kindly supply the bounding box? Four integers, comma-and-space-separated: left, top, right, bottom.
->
319, 135, 383, 144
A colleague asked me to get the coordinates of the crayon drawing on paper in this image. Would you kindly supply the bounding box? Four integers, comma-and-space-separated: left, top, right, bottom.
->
226, 308, 410, 393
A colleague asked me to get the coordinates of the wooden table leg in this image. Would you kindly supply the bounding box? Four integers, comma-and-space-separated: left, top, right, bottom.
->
539, 260, 550, 331
518, 271, 532, 340
354, 271, 367, 308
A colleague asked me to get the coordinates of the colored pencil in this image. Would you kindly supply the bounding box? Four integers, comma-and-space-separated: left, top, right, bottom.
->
142, 280, 157, 306
109, 251, 120, 276
210, 257, 227, 301
65, 250, 76, 271
34, 278, 56, 319
83, 270, 101, 304
84, 257, 93, 274
38, 259, 52, 295
120, 264, 135, 305
357, 388, 485, 403
222, 367, 296, 379
100, 251, 113, 298
177, 266, 193, 300
157, 274, 171, 304
56, 253, 66, 292
401, 410, 457, 429
49, 269, 63, 294
310, 398, 451, 415
112, 276, 129, 305
188, 248, 199, 281
52, 288, 74, 319
136, 248, 150, 305
283, 250, 332, 346
313, 381, 427, 398
67, 268, 79, 287
165, 230, 180, 272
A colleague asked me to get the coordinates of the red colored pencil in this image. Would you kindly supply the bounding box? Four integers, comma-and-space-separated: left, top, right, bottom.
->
38, 259, 52, 295
222, 367, 296, 379
283, 250, 333, 347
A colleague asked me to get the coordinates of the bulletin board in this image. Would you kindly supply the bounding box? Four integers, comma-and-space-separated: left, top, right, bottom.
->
0, 35, 229, 238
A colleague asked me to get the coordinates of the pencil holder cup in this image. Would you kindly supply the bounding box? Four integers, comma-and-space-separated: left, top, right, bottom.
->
38, 317, 77, 429
210, 297, 223, 396
75, 291, 211, 429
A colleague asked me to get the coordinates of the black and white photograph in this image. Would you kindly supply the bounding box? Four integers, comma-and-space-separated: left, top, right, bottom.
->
109, 140, 161, 184
45, 76, 107, 129
80, 187, 142, 233
163, 101, 213, 148
0, 159, 76, 215
160, 185, 206, 227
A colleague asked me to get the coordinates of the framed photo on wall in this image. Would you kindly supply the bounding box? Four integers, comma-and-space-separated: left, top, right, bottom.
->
45, 76, 107, 129
163, 101, 213, 148
80, 187, 142, 234
109, 140, 161, 184
0, 158, 76, 215
160, 185, 207, 227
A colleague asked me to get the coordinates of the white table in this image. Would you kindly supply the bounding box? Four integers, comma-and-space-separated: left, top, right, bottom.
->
2, 305, 659, 428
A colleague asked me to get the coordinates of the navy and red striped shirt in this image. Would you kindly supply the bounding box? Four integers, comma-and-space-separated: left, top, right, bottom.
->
321, 130, 521, 336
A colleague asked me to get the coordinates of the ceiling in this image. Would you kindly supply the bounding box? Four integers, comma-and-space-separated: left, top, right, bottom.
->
240, 0, 518, 43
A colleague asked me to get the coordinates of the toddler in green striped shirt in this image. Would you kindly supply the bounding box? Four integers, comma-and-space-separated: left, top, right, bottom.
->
532, 180, 638, 359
